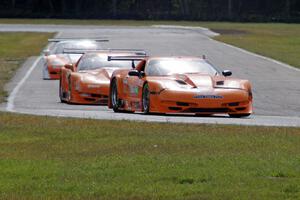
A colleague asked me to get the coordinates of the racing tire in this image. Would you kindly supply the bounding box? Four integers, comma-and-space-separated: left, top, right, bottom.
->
59, 76, 66, 103
142, 83, 150, 114
111, 79, 122, 112
195, 114, 212, 117
66, 75, 72, 103
229, 113, 251, 118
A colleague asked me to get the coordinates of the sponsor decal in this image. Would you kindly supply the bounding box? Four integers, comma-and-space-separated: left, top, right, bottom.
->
132, 79, 144, 87
129, 86, 139, 97
150, 91, 158, 95
133, 102, 141, 109
87, 84, 100, 89
125, 101, 131, 110
194, 95, 223, 99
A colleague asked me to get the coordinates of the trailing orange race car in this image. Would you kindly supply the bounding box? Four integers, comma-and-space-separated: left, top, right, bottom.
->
108, 56, 253, 117
42, 38, 107, 80
59, 50, 146, 105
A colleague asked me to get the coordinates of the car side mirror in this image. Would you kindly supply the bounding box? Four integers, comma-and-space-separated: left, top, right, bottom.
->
222, 70, 232, 77
128, 70, 140, 76
65, 64, 74, 71
43, 49, 50, 56
140, 71, 145, 77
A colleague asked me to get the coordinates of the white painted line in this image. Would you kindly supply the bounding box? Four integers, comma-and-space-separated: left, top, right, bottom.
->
6, 56, 42, 112
152, 24, 220, 37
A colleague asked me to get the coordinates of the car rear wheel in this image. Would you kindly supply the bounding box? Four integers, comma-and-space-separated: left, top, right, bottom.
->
59, 76, 66, 103
66, 75, 72, 103
142, 83, 150, 114
229, 113, 251, 118
111, 79, 122, 112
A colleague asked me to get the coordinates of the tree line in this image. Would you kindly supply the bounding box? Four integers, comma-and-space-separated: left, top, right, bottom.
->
0, 0, 299, 22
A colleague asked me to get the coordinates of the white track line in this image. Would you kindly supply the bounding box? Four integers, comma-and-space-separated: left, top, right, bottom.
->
6, 56, 41, 112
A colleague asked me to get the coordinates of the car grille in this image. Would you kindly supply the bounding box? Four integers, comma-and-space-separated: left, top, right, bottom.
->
187, 108, 229, 113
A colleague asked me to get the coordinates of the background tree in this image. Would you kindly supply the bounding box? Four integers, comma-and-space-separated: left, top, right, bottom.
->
0, 0, 299, 22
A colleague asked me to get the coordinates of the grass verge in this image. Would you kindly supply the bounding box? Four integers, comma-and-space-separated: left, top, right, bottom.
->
0, 112, 300, 199
202, 22, 300, 69
1, 19, 299, 69
0, 32, 54, 102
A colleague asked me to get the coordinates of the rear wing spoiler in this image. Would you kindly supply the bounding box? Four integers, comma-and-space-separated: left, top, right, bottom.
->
107, 55, 148, 68
63, 49, 147, 56
107, 55, 147, 61
48, 38, 109, 42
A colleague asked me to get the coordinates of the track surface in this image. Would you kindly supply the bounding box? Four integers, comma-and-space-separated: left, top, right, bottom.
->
1, 24, 300, 127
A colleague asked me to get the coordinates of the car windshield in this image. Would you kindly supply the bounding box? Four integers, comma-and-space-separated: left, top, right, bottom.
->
146, 59, 220, 76
77, 54, 133, 71
53, 41, 101, 54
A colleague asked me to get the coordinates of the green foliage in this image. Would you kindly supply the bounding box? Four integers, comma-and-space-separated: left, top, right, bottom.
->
0, 0, 299, 22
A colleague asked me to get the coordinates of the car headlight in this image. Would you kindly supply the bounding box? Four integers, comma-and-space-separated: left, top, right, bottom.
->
163, 80, 192, 90
49, 59, 65, 67
75, 81, 81, 91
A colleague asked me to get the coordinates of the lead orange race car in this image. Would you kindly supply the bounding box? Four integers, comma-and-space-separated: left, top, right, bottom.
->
108, 56, 253, 117
59, 50, 146, 105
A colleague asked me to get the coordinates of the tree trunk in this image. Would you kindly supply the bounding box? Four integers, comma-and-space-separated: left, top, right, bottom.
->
74, 0, 81, 16
285, 0, 290, 18
112, 0, 117, 17
61, 0, 66, 14
180, 0, 190, 17
11, 0, 16, 9
48, 0, 54, 13
228, 0, 232, 19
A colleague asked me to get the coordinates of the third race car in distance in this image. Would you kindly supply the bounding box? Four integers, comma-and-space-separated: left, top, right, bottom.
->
42, 38, 108, 80
59, 50, 146, 105
108, 56, 253, 118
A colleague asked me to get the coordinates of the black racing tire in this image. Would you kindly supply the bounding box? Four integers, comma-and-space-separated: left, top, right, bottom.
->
111, 79, 122, 112
229, 113, 251, 118
195, 114, 212, 117
142, 83, 150, 114
59, 76, 66, 103
66, 75, 72, 103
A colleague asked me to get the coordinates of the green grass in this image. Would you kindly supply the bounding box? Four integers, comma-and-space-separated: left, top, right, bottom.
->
201, 23, 300, 69
0, 32, 54, 102
1, 19, 299, 68
0, 112, 300, 199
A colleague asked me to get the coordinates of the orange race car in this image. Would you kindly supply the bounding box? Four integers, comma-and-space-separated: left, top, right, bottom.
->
42, 38, 108, 80
108, 56, 253, 117
59, 50, 146, 105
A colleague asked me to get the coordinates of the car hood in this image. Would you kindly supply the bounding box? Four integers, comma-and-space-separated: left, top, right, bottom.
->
78, 68, 118, 84
154, 73, 249, 90
48, 54, 82, 64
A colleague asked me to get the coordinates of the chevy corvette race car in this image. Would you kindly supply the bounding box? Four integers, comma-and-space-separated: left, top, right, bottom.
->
108, 56, 253, 117
59, 50, 146, 105
42, 38, 108, 80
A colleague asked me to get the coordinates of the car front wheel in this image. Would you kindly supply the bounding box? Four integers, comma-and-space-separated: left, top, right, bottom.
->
142, 83, 150, 114
229, 113, 251, 118
59, 76, 65, 103
111, 79, 121, 112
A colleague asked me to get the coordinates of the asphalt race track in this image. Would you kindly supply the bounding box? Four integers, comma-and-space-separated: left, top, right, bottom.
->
1, 24, 300, 127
